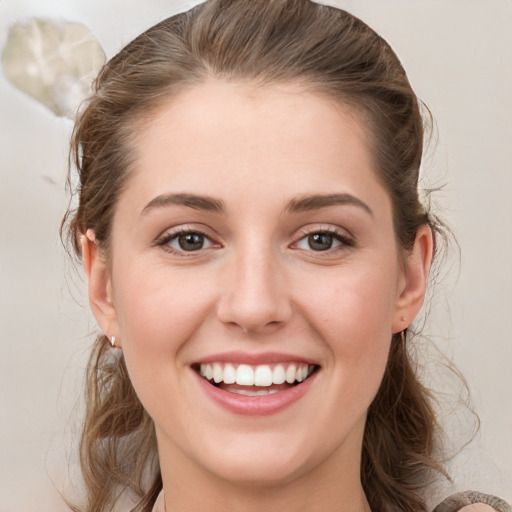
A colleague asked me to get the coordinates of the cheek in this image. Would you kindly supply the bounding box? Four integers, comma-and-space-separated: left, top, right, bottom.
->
296, 264, 398, 402
299, 263, 399, 345
110, 263, 215, 391
110, 271, 214, 428
112, 261, 211, 342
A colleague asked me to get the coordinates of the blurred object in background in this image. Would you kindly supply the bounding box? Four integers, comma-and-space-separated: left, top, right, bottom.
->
2, 18, 105, 118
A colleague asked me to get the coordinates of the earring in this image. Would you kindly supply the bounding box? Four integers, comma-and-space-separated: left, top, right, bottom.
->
110, 336, 116, 347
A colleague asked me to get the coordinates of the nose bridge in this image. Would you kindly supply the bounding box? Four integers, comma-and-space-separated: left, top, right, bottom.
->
217, 235, 291, 332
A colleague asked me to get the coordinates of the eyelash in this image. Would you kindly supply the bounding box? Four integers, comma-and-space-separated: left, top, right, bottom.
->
155, 226, 354, 256
291, 226, 354, 254
156, 227, 219, 257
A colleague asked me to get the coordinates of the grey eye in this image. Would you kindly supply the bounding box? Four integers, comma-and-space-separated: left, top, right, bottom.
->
307, 233, 335, 251
294, 231, 346, 252
177, 232, 206, 251
159, 229, 216, 254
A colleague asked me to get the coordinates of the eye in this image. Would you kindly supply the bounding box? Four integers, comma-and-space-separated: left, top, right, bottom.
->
176, 232, 208, 251
159, 230, 215, 253
293, 229, 352, 252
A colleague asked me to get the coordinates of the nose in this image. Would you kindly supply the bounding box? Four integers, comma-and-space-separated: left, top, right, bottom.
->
216, 243, 292, 334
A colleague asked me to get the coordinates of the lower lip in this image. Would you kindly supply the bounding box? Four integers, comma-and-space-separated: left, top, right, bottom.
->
194, 370, 318, 416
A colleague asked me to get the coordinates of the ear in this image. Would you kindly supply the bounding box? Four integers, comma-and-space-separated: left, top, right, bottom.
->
392, 224, 434, 333
81, 230, 119, 342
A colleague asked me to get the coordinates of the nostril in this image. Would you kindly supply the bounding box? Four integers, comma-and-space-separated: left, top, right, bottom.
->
215, 274, 293, 333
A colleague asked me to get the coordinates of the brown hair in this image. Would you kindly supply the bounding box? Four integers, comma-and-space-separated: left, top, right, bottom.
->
63, 1, 449, 511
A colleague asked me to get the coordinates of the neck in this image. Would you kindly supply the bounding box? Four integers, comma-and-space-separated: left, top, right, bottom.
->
163, 480, 371, 512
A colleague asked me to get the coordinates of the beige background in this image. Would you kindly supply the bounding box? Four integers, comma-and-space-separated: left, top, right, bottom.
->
1, 1, 511, 510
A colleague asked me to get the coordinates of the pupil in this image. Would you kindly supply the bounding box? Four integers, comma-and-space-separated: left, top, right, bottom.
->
308, 233, 333, 251
178, 233, 204, 251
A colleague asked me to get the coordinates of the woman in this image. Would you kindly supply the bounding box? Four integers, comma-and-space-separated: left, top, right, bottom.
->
61, 1, 511, 511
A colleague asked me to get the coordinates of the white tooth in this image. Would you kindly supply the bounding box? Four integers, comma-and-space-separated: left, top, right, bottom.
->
285, 364, 296, 384
272, 364, 286, 385
297, 364, 309, 382
227, 388, 282, 396
236, 364, 254, 386
254, 365, 273, 386
205, 364, 213, 380
230, 389, 254, 396
200, 364, 207, 377
213, 363, 223, 383
230, 388, 271, 396
229, 389, 251, 396
223, 363, 236, 384
296, 366, 304, 382
254, 389, 272, 396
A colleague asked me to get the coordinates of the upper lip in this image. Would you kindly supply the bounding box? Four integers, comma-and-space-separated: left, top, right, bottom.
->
192, 351, 319, 366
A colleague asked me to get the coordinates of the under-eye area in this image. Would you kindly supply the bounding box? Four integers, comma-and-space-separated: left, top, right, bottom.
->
192, 362, 320, 396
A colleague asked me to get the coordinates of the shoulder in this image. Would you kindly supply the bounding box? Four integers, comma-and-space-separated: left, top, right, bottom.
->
459, 506, 501, 512
433, 491, 511, 512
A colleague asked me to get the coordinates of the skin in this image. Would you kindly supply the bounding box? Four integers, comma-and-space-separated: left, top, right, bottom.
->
83, 80, 434, 512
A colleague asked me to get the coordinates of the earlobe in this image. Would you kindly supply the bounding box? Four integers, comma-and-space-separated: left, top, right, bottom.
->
81, 230, 119, 341
392, 224, 434, 333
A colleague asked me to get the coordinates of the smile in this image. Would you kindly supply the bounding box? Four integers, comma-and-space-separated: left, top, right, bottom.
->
192, 360, 320, 412
199, 362, 315, 386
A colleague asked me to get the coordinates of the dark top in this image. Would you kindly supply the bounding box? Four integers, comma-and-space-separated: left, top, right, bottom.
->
434, 491, 511, 512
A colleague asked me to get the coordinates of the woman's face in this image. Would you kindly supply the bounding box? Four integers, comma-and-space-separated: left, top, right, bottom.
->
86, 80, 431, 489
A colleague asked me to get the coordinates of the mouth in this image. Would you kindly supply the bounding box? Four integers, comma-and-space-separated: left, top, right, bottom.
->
192, 362, 320, 397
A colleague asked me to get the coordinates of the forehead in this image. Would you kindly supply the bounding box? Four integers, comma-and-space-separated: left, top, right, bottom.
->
124, 80, 388, 214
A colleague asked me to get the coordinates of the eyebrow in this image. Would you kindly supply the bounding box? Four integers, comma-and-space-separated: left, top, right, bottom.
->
141, 193, 226, 216
140, 191, 373, 218
285, 193, 374, 217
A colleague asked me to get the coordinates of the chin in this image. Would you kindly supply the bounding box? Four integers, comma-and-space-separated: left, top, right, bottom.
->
206, 455, 311, 488
188, 429, 337, 488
